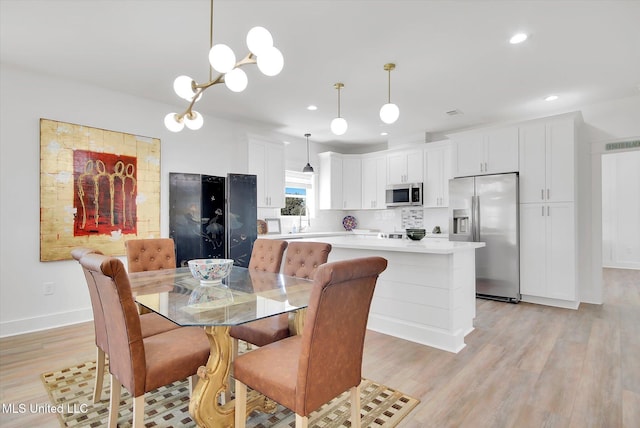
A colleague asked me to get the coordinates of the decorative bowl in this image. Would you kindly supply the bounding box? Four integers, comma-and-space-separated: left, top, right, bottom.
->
187, 259, 234, 285
406, 228, 426, 241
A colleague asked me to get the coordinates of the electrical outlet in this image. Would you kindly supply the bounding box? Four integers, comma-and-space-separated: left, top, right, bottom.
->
43, 282, 55, 295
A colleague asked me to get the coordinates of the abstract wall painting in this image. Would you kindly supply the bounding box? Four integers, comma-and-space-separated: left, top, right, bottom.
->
40, 119, 160, 261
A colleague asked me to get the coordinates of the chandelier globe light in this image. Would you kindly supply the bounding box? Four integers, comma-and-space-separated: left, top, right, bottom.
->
302, 133, 314, 173
330, 83, 348, 136
165, 0, 283, 132
379, 63, 400, 124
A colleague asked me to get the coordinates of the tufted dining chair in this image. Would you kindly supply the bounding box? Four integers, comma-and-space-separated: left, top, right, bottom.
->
230, 241, 332, 351
78, 252, 210, 428
229, 239, 289, 352
124, 238, 177, 272
71, 247, 180, 404
234, 256, 388, 428
246, 238, 288, 273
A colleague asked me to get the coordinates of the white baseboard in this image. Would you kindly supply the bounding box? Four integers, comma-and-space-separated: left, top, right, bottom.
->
520, 295, 580, 310
367, 313, 468, 354
0, 308, 92, 338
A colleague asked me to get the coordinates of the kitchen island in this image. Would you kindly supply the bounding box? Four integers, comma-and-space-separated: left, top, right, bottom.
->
288, 235, 485, 353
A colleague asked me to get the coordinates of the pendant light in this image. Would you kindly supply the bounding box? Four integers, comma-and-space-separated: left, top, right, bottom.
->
165, 0, 283, 132
379, 63, 399, 124
302, 133, 314, 173
330, 83, 348, 135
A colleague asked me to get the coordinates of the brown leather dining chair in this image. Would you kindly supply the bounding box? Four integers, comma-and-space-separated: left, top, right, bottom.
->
234, 256, 388, 428
229, 239, 288, 346
71, 247, 179, 404
77, 252, 211, 428
124, 237, 177, 272
230, 241, 331, 350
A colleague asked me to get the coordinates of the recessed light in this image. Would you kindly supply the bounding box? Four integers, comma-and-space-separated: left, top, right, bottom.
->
509, 33, 528, 44
283, 141, 291, 145
306, 105, 318, 111
380, 132, 388, 136
544, 95, 559, 101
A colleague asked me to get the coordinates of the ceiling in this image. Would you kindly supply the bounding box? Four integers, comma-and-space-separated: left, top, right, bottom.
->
2, 0, 639, 147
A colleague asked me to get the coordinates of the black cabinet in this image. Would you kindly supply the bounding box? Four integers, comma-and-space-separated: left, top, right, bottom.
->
169, 173, 257, 268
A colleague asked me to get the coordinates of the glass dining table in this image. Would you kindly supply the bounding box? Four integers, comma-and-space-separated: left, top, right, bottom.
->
128, 265, 314, 428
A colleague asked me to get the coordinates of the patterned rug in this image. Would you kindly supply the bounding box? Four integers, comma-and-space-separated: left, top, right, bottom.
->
41, 360, 419, 427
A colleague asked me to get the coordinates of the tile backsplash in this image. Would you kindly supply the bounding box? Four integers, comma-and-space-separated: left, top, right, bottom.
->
401, 208, 424, 229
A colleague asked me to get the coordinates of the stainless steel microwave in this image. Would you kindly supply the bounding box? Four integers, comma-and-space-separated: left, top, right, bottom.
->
385, 183, 423, 207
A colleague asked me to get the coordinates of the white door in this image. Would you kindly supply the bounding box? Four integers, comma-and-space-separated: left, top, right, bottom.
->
484, 127, 519, 174
546, 202, 576, 300
546, 119, 575, 202
519, 123, 547, 203
454, 135, 483, 177
342, 157, 361, 210
519, 203, 547, 297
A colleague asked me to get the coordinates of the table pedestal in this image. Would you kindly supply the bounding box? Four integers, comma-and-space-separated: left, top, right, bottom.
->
189, 326, 278, 427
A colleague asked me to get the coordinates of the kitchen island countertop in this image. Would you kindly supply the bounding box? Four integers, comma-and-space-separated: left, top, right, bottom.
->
292, 235, 484, 254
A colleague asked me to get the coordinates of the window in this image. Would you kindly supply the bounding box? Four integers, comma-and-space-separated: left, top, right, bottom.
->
280, 171, 315, 229
281, 186, 307, 216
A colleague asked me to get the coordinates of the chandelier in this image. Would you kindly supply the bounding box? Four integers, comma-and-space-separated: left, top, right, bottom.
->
164, 0, 284, 132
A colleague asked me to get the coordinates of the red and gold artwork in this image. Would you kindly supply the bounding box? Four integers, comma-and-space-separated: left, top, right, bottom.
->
73, 150, 138, 236
40, 119, 160, 261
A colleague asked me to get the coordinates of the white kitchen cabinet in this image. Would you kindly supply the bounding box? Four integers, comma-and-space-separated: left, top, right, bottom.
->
342, 156, 362, 209
387, 148, 424, 184
423, 142, 452, 207
248, 139, 285, 208
453, 127, 519, 177
318, 152, 361, 210
361, 154, 387, 209
520, 202, 576, 301
519, 118, 575, 203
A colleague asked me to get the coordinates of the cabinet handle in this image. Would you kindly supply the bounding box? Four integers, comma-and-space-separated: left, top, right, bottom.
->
541, 189, 544, 200
485, 162, 488, 172
547, 188, 550, 200
480, 162, 483, 172
542, 206, 545, 216
547, 206, 550, 216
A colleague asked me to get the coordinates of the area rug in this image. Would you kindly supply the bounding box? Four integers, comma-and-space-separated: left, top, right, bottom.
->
41, 360, 419, 427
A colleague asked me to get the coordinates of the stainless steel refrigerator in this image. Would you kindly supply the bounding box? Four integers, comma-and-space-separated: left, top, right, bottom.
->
448, 173, 520, 302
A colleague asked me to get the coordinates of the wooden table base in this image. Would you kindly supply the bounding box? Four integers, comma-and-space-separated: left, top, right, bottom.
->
189, 326, 278, 427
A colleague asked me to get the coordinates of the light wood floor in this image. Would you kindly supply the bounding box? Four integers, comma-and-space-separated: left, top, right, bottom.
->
1, 268, 638, 427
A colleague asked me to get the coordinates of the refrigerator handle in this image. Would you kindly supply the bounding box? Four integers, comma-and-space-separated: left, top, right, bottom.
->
471, 195, 480, 242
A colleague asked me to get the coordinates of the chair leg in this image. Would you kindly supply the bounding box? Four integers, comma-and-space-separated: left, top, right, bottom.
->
93, 347, 106, 403
108, 374, 121, 428
234, 379, 247, 428
350, 384, 361, 428
132, 395, 145, 428
295, 414, 309, 428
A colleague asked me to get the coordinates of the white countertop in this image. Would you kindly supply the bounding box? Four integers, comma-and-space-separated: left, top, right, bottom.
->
291, 235, 485, 254
261, 231, 353, 240
263, 230, 450, 240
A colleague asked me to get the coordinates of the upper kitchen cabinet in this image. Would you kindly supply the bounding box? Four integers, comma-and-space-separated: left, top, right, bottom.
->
423, 141, 452, 208
318, 152, 362, 210
248, 139, 285, 208
519, 117, 575, 204
361, 154, 387, 209
387, 148, 424, 184
452, 126, 519, 177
